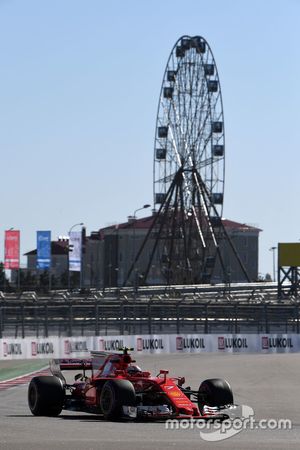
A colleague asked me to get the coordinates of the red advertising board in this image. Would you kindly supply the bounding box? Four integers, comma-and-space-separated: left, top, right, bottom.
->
4, 230, 20, 269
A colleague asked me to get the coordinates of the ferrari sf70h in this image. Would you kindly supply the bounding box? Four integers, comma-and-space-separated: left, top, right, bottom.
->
28, 348, 235, 420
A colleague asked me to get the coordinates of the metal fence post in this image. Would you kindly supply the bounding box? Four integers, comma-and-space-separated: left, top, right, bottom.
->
120, 301, 124, 335
265, 304, 269, 334
44, 304, 48, 338
21, 305, 25, 339
148, 301, 152, 334
95, 301, 99, 336
0, 305, 2, 339
69, 303, 73, 337
176, 301, 180, 334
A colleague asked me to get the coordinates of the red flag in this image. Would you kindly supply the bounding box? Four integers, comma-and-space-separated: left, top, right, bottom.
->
4, 230, 20, 269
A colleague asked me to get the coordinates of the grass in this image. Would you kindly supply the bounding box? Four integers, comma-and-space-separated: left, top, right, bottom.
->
0, 359, 48, 381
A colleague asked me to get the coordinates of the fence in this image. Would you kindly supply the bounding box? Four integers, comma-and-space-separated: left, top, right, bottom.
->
0, 285, 298, 338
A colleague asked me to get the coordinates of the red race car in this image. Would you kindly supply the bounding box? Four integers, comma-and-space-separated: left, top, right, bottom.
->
28, 348, 234, 420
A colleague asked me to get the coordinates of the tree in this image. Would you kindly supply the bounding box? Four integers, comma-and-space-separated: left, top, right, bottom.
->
0, 262, 9, 291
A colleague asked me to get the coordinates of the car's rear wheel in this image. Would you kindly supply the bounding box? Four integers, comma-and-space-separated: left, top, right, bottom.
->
198, 378, 233, 413
100, 379, 136, 420
28, 376, 65, 416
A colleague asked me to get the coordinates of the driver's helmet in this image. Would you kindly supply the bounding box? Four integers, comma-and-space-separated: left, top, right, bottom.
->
127, 364, 142, 375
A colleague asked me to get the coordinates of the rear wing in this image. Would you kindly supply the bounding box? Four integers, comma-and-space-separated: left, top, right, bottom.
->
50, 358, 93, 371
49, 351, 126, 380
49, 358, 92, 382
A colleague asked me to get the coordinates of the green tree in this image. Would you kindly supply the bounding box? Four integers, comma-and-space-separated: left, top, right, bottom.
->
0, 262, 9, 291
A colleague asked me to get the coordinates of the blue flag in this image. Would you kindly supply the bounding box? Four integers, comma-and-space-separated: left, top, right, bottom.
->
37, 231, 51, 269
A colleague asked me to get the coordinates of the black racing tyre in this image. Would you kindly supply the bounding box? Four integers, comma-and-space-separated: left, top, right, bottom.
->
100, 379, 136, 420
198, 378, 233, 412
28, 376, 65, 416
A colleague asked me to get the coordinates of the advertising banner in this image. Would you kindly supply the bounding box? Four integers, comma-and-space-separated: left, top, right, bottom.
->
30, 338, 59, 358
260, 334, 300, 353
135, 334, 169, 353
3, 334, 300, 360
4, 230, 20, 269
36, 231, 51, 269
69, 231, 82, 271
97, 335, 131, 352
1, 339, 26, 360
170, 334, 213, 353
216, 334, 258, 353
62, 337, 91, 357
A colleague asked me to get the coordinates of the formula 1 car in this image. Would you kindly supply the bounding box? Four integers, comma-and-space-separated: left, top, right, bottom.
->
28, 348, 234, 420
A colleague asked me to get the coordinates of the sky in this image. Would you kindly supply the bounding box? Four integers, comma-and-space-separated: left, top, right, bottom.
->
0, 0, 299, 277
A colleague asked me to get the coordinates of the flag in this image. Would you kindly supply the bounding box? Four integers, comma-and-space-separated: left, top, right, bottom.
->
4, 230, 20, 269
69, 231, 82, 271
37, 231, 51, 269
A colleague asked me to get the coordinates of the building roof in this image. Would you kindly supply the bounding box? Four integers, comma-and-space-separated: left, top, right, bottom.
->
99, 215, 262, 233
222, 219, 262, 232
24, 241, 69, 256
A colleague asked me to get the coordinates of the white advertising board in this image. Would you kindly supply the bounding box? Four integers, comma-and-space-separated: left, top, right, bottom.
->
1, 334, 300, 360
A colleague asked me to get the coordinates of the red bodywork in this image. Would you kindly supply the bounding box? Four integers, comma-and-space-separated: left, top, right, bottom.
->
49, 350, 219, 419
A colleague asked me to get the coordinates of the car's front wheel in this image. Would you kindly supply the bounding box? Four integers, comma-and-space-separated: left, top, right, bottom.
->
100, 379, 136, 420
198, 378, 233, 413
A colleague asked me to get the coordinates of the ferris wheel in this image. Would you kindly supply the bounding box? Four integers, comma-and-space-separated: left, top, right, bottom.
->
154, 35, 225, 222
125, 36, 241, 286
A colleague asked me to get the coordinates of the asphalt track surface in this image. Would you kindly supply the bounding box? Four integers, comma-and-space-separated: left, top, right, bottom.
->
1, 353, 300, 450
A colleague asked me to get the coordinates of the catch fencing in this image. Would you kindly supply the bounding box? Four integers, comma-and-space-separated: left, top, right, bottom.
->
0, 288, 298, 338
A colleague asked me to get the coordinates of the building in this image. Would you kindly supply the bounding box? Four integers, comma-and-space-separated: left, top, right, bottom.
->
23, 216, 261, 290
98, 215, 261, 287
25, 240, 69, 277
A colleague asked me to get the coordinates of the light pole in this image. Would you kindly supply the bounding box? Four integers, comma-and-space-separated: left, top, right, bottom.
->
133, 204, 151, 219
132, 204, 150, 289
269, 246, 277, 282
68, 222, 84, 290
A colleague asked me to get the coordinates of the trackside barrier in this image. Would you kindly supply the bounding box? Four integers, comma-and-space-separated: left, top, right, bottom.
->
0, 334, 299, 360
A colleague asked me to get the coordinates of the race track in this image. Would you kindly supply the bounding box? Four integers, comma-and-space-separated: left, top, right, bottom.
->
1, 353, 300, 450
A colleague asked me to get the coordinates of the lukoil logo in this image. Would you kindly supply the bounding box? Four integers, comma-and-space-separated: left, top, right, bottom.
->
31, 341, 54, 356
218, 337, 248, 350
64, 340, 88, 354
176, 336, 205, 350
99, 339, 124, 351
261, 336, 293, 349
3, 342, 22, 357
137, 338, 164, 351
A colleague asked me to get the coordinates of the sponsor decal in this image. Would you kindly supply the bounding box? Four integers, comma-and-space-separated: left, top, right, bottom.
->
64, 340, 89, 355
3, 342, 22, 357
218, 337, 225, 350
170, 390, 182, 397
31, 341, 54, 356
136, 338, 164, 351
261, 336, 294, 349
262, 336, 269, 350
176, 337, 183, 350
218, 337, 248, 350
176, 337, 205, 350
99, 339, 124, 351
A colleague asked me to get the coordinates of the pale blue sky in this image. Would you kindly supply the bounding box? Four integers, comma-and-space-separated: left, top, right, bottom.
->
0, 0, 299, 276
